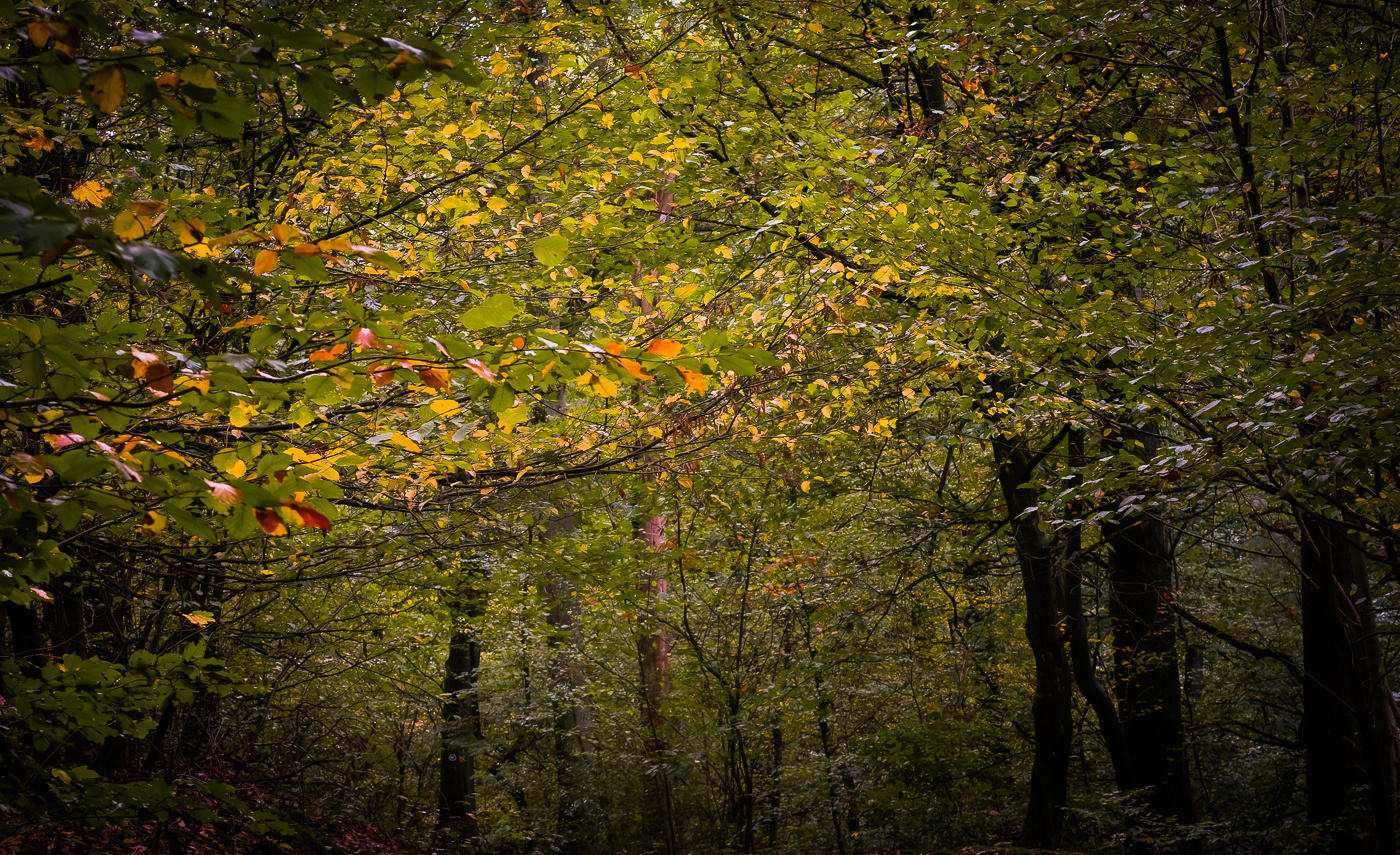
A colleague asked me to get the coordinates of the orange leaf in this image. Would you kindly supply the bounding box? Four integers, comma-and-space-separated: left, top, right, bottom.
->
253, 249, 279, 275
89, 66, 126, 113
271, 223, 301, 245
283, 500, 331, 531
369, 362, 398, 387
418, 366, 451, 390
645, 339, 682, 359
309, 343, 346, 363
676, 366, 707, 392
605, 342, 625, 356
618, 358, 652, 381
293, 242, 320, 255
465, 358, 497, 383
254, 507, 288, 536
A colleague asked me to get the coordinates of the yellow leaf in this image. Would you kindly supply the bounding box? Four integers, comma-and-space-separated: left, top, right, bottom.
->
389, 432, 421, 452
429, 399, 462, 418
222, 458, 247, 478
71, 181, 112, 208
142, 511, 167, 533
801, 481, 811, 493
253, 249, 279, 275
90, 66, 126, 113
113, 212, 152, 240
171, 217, 206, 245
591, 373, 619, 397
486, 197, 508, 213
229, 403, 253, 427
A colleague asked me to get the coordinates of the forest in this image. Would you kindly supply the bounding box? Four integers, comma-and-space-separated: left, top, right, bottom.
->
1, 0, 1398, 852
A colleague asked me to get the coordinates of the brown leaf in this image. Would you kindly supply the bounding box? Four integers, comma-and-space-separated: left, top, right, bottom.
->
145, 362, 174, 394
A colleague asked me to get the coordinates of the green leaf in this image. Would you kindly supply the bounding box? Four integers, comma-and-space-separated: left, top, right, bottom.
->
460, 293, 518, 330
534, 234, 570, 267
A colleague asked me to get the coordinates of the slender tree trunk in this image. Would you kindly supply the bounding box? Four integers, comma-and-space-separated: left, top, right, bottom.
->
1064, 429, 1136, 790
992, 431, 1073, 849
1298, 512, 1399, 854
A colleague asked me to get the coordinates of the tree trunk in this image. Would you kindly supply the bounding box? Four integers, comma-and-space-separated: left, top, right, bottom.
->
637, 514, 677, 855
438, 556, 485, 840
546, 509, 592, 854
992, 431, 1073, 849
1101, 424, 1194, 835
1298, 512, 1399, 854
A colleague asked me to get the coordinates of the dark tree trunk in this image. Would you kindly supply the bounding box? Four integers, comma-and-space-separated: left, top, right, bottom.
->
993, 431, 1074, 849
1298, 512, 1399, 854
1103, 425, 1195, 827
546, 509, 591, 854
1063, 428, 1136, 790
438, 557, 485, 840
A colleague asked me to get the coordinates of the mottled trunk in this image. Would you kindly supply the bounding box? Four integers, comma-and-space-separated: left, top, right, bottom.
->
1298, 513, 1399, 854
992, 432, 1073, 849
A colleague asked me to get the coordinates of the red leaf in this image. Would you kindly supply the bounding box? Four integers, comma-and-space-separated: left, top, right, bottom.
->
353, 327, 379, 350
254, 507, 287, 535
204, 479, 242, 509
465, 358, 497, 383
283, 500, 331, 531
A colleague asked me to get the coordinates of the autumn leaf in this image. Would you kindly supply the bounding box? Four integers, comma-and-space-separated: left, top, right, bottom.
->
646, 339, 683, 359
145, 362, 174, 395
255, 507, 288, 536
618, 358, 652, 381
309, 343, 347, 362
253, 249, 280, 275
465, 358, 497, 383
676, 366, 707, 392
171, 217, 206, 246
418, 366, 451, 390
205, 479, 242, 510
369, 362, 398, 387
90, 66, 126, 113
272, 223, 302, 244
353, 327, 379, 350
183, 611, 216, 627
283, 500, 331, 531
71, 181, 112, 207
142, 511, 168, 533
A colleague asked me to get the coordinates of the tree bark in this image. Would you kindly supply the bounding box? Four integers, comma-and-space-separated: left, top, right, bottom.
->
637, 514, 677, 855
438, 556, 485, 840
1297, 512, 1399, 854
992, 431, 1074, 849
1101, 424, 1195, 832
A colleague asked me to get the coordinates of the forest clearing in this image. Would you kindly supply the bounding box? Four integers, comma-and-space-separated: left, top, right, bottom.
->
1, 0, 1398, 852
